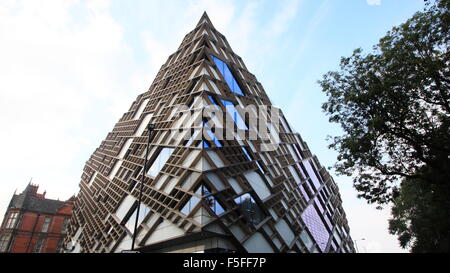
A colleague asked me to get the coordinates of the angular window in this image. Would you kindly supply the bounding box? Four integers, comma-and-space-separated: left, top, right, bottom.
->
87, 172, 97, 185
241, 146, 266, 174
124, 203, 151, 232
221, 99, 247, 130
234, 193, 265, 226
299, 184, 310, 202
115, 195, 136, 221
33, 238, 45, 253
303, 160, 323, 190
0, 234, 11, 252
133, 98, 149, 120
255, 161, 266, 174
242, 147, 252, 161
202, 185, 225, 216
202, 140, 210, 148
61, 218, 70, 233
205, 128, 222, 147
300, 230, 314, 251
147, 147, 175, 177
180, 185, 225, 216
56, 239, 64, 253
301, 204, 330, 252
5, 211, 19, 229
333, 228, 343, 246
208, 95, 219, 106
211, 55, 244, 96
180, 195, 200, 216
41, 216, 52, 232
184, 129, 201, 147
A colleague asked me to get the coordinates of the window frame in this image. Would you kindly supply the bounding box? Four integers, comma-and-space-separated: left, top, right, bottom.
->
61, 218, 70, 233
33, 238, 45, 253
234, 193, 265, 226
41, 216, 52, 233
211, 55, 245, 96
146, 147, 175, 178
0, 234, 12, 252
5, 211, 20, 229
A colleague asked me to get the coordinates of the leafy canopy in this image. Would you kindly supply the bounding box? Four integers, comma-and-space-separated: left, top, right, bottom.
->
319, 1, 449, 205
389, 167, 450, 252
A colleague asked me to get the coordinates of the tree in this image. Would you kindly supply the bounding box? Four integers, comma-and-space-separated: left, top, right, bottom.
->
319, 1, 449, 205
319, 0, 449, 252
389, 167, 450, 252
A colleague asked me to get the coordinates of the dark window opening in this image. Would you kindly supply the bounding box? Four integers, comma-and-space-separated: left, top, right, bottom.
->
234, 193, 265, 226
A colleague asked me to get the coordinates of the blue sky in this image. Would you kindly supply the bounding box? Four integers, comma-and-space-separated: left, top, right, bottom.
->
0, 0, 426, 252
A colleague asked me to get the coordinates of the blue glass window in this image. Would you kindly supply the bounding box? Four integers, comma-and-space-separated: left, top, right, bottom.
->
221, 99, 248, 130
242, 147, 252, 161
207, 129, 222, 147
208, 95, 218, 105
203, 120, 222, 147
203, 140, 210, 148
211, 55, 245, 96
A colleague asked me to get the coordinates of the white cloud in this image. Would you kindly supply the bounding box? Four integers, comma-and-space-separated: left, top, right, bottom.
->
367, 0, 381, 6
266, 0, 303, 37
0, 0, 143, 219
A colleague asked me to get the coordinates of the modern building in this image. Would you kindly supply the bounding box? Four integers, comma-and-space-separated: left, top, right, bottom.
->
65, 13, 355, 253
0, 183, 75, 253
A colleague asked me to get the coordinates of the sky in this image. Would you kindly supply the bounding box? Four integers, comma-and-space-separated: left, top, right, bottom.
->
0, 0, 427, 253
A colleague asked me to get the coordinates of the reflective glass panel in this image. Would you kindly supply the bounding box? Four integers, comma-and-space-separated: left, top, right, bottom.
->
221, 99, 247, 130
180, 195, 201, 215
234, 193, 265, 226
211, 56, 245, 96
147, 148, 175, 177
301, 204, 330, 252
199, 185, 225, 216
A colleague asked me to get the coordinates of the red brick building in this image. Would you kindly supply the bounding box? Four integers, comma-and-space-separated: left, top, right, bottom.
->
0, 183, 75, 253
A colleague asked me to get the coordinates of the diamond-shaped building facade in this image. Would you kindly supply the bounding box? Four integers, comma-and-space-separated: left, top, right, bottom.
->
65, 13, 355, 253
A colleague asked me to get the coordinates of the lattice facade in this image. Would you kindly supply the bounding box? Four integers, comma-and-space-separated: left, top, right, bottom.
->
65, 13, 355, 253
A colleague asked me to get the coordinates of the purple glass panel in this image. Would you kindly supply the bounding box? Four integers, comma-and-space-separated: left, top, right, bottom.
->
301, 205, 330, 252
331, 240, 337, 252
296, 163, 306, 180
293, 144, 303, 160
306, 179, 316, 194
304, 160, 322, 190
314, 198, 325, 214
324, 213, 333, 231
299, 184, 310, 202
319, 190, 328, 203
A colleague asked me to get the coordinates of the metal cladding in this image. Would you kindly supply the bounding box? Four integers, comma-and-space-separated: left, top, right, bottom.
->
65, 13, 355, 253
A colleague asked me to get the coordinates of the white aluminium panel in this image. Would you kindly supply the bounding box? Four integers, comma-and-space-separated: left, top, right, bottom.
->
115, 195, 136, 221
133, 99, 149, 120
108, 160, 122, 180
243, 232, 274, 253
275, 219, 295, 246
244, 171, 271, 200
118, 138, 133, 159
135, 114, 153, 137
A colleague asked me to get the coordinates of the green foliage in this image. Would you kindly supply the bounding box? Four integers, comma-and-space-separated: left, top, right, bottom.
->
389, 167, 450, 252
319, 1, 450, 205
